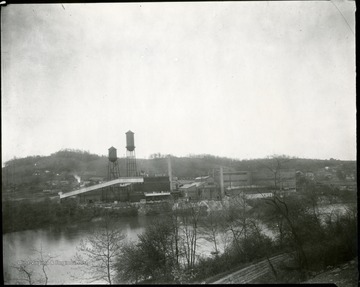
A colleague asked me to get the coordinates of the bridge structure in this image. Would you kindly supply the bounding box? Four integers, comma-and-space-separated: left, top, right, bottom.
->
59, 177, 144, 200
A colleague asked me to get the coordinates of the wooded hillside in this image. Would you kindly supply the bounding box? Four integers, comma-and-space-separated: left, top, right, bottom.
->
2, 149, 356, 189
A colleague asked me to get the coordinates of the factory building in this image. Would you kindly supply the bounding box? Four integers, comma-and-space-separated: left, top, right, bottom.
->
251, 169, 296, 190
218, 168, 296, 197
222, 171, 252, 189
59, 130, 296, 204
179, 176, 219, 201
62, 176, 171, 204
60, 131, 172, 204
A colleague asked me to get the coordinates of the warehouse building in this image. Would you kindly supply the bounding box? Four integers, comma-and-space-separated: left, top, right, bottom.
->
179, 176, 219, 201
60, 176, 171, 204
219, 168, 296, 197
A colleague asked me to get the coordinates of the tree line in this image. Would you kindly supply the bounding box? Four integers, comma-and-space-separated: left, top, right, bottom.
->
4, 150, 355, 190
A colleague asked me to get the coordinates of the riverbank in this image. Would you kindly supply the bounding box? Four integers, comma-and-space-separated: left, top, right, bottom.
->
2, 197, 225, 234
4, 194, 355, 235
2, 199, 139, 234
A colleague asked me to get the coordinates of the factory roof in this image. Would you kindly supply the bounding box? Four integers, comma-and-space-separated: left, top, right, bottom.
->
179, 182, 206, 189
195, 176, 211, 181
144, 192, 171, 197
179, 183, 197, 189
59, 177, 144, 199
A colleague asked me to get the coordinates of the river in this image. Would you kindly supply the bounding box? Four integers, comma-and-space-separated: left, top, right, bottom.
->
3, 216, 153, 284
3, 215, 222, 284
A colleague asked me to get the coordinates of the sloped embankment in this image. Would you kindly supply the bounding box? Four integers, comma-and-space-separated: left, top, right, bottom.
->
305, 259, 358, 287
211, 253, 288, 284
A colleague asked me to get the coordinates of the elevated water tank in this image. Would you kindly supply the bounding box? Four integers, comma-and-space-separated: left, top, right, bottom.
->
108, 146, 117, 162
126, 130, 135, 151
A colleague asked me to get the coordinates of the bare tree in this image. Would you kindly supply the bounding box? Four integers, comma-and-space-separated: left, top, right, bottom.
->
10, 245, 58, 285
260, 155, 297, 249
180, 202, 201, 270
249, 219, 278, 280
201, 209, 222, 255
34, 246, 55, 285
219, 199, 242, 255
75, 214, 126, 284
262, 155, 292, 194
168, 207, 181, 266
220, 193, 252, 261
265, 195, 309, 278
11, 262, 35, 285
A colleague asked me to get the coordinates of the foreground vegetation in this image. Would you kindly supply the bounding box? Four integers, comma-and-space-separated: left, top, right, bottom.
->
115, 185, 357, 284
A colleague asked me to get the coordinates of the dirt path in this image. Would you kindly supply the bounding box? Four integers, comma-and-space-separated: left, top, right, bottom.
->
211, 253, 288, 284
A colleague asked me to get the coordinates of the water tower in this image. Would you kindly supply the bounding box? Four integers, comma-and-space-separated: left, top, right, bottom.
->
126, 130, 138, 177
108, 146, 120, 180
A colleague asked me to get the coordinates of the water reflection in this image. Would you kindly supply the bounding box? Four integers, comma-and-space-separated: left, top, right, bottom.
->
3, 216, 147, 284
3, 214, 227, 284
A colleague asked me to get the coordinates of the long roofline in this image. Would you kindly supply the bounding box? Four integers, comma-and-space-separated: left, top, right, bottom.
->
59, 177, 144, 199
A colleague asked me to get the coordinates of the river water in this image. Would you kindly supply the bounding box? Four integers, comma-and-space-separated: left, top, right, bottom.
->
3, 216, 152, 284
3, 215, 222, 284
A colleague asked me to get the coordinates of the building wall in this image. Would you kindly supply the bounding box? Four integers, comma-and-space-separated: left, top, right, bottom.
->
201, 187, 219, 200
225, 189, 244, 197
278, 169, 296, 189
186, 188, 201, 201
252, 169, 296, 189
218, 169, 296, 192
184, 185, 220, 201
141, 176, 170, 192
76, 186, 145, 203
223, 171, 252, 188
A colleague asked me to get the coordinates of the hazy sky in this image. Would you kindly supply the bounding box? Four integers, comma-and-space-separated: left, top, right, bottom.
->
1, 1, 356, 164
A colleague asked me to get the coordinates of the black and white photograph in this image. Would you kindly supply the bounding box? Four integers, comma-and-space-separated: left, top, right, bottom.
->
1, 1, 357, 285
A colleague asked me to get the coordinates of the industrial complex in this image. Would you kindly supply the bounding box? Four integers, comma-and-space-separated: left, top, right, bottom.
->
58, 131, 296, 204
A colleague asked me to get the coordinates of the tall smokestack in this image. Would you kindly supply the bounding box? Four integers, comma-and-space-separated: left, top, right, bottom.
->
220, 166, 224, 198
168, 155, 173, 192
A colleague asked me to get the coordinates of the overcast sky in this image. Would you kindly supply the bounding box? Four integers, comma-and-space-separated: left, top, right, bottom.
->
1, 1, 356, 164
